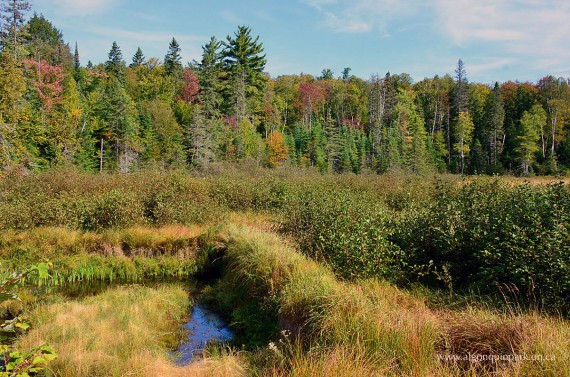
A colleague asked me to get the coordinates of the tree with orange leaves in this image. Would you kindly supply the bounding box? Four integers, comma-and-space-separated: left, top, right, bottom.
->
265, 129, 288, 167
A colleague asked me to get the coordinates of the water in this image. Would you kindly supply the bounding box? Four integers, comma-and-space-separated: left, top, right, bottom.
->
175, 303, 234, 364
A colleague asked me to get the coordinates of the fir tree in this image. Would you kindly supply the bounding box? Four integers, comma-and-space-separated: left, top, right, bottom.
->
73, 42, 80, 69
130, 47, 145, 67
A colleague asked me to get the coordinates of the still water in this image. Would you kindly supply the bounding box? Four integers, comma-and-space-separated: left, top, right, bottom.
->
175, 303, 234, 364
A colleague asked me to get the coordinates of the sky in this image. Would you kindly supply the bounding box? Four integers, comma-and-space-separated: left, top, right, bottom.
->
32, 0, 570, 84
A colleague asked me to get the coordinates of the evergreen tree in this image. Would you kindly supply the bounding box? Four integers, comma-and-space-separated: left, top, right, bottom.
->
392, 89, 431, 173
0, 0, 30, 59
105, 41, 125, 78
25, 13, 73, 67
95, 76, 140, 172
222, 26, 267, 121
130, 47, 145, 67
484, 82, 505, 169
164, 38, 182, 77
195, 36, 223, 118
73, 42, 80, 69
454, 59, 468, 114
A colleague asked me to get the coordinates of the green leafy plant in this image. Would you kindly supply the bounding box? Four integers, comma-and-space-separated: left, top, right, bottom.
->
1, 263, 57, 376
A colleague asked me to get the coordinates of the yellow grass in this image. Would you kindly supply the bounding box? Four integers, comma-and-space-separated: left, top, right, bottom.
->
15, 284, 247, 377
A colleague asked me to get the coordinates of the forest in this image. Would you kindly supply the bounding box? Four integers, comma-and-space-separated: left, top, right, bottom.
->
1, 3, 570, 176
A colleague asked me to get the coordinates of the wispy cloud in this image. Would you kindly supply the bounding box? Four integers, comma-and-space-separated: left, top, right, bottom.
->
435, 0, 570, 75
301, 0, 425, 34
42, 0, 120, 16
86, 27, 207, 64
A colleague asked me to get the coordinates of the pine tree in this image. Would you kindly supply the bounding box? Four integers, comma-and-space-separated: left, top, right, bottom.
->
222, 26, 267, 121
164, 38, 182, 77
130, 47, 145, 67
0, 0, 31, 59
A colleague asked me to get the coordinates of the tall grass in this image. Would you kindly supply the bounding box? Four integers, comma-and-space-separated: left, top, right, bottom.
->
15, 284, 247, 377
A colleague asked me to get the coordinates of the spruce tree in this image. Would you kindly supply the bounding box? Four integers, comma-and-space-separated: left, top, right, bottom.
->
105, 41, 125, 78
196, 36, 223, 118
164, 38, 182, 77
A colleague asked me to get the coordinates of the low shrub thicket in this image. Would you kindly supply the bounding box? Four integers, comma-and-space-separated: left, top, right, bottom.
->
392, 179, 570, 313
284, 177, 570, 314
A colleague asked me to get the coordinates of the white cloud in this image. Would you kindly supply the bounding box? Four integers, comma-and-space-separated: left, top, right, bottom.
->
301, 0, 425, 34
435, 0, 570, 74
45, 0, 119, 16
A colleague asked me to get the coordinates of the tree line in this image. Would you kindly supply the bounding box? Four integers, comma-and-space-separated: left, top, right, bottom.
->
1, 1, 569, 175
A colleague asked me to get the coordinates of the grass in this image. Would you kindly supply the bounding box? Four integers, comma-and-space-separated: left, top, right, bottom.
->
14, 284, 247, 377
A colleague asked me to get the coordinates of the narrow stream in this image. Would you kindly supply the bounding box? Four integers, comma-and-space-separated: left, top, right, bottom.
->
175, 303, 234, 365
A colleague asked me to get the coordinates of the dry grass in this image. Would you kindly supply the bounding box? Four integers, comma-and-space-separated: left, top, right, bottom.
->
15, 284, 247, 377
0, 225, 205, 260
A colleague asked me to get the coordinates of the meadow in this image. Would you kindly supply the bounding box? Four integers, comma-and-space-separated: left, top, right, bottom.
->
0, 166, 568, 376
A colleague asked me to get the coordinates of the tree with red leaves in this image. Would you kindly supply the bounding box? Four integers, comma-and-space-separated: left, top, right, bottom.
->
24, 59, 64, 111
298, 80, 324, 129
180, 68, 199, 104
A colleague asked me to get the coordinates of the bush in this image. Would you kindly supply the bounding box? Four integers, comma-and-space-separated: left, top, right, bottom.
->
285, 188, 404, 281
392, 179, 570, 313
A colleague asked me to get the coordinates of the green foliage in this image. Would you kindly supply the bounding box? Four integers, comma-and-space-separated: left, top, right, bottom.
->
285, 189, 403, 280
392, 179, 570, 312
0, 263, 57, 376
516, 104, 545, 175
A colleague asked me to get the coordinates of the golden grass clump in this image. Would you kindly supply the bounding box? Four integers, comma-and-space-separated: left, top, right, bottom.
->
14, 284, 247, 377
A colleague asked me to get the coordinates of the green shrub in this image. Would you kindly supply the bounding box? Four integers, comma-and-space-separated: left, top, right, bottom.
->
284, 188, 404, 281
392, 179, 570, 313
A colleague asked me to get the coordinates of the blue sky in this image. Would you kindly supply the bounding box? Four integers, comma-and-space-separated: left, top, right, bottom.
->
33, 0, 570, 84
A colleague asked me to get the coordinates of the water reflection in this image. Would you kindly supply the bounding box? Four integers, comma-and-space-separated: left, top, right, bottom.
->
176, 303, 234, 364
